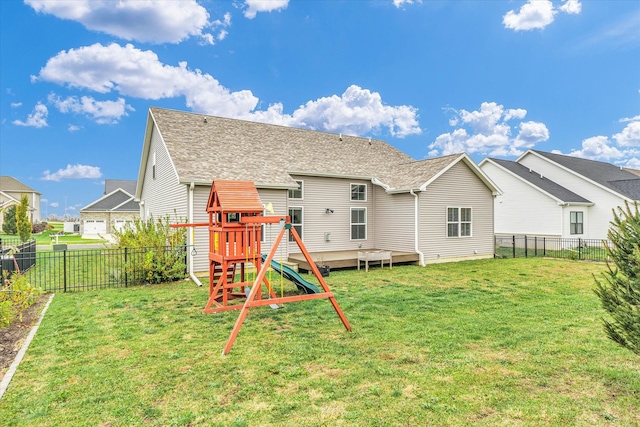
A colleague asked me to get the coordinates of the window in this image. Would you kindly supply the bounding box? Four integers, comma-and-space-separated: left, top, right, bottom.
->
351, 208, 367, 240
288, 180, 303, 199
288, 207, 302, 242
570, 211, 583, 235
447, 207, 472, 237
152, 151, 156, 179
350, 183, 366, 201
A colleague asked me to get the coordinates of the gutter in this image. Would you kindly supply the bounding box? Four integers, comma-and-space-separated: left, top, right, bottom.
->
188, 182, 203, 287
410, 189, 425, 266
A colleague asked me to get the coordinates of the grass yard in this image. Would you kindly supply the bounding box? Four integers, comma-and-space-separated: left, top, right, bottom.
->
0, 221, 107, 247
0, 258, 638, 426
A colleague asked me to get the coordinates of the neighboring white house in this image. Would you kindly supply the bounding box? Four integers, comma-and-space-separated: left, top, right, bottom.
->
0, 176, 41, 228
135, 107, 501, 274
79, 180, 139, 239
480, 150, 640, 240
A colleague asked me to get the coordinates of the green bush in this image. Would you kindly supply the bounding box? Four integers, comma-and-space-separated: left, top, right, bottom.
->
112, 214, 187, 284
16, 194, 32, 243
0, 272, 43, 328
2, 205, 17, 235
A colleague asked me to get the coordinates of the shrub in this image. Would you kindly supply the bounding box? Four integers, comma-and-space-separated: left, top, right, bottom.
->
594, 201, 640, 356
0, 272, 43, 328
112, 214, 187, 284
16, 195, 32, 243
2, 205, 17, 235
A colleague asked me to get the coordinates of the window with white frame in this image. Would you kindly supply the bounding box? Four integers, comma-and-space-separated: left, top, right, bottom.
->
350, 183, 366, 201
288, 207, 302, 242
447, 207, 472, 237
351, 208, 367, 240
288, 180, 303, 199
570, 211, 583, 235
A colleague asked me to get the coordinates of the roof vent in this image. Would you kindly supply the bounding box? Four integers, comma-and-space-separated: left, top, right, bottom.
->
203, 117, 208, 124
368, 137, 372, 145
339, 133, 342, 141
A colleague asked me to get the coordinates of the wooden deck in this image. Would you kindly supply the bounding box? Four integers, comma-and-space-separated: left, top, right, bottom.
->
288, 250, 420, 272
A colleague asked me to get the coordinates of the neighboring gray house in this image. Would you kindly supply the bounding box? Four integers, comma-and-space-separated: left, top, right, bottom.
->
0, 176, 41, 228
79, 179, 139, 239
480, 150, 640, 240
136, 107, 500, 274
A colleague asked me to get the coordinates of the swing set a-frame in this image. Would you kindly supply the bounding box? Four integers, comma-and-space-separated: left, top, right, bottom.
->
173, 180, 351, 355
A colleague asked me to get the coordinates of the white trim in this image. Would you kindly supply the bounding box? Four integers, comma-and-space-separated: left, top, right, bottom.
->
288, 206, 303, 242
350, 183, 367, 202
446, 206, 473, 238
288, 179, 304, 200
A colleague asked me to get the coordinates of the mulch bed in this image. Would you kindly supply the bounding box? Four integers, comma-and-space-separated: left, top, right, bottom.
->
0, 294, 50, 380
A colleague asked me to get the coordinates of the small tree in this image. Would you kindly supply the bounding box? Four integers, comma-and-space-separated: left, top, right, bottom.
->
16, 194, 32, 243
594, 201, 640, 355
2, 206, 17, 235
112, 214, 187, 284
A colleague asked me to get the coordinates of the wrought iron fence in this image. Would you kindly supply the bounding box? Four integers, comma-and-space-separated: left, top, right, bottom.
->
495, 235, 610, 262
0, 239, 37, 282
1, 244, 187, 293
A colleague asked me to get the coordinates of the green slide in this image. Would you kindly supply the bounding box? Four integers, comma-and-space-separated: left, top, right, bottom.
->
262, 255, 320, 294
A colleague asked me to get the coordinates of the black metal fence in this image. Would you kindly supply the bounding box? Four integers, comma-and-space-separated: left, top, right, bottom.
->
0, 239, 37, 282
1, 244, 187, 293
495, 235, 610, 262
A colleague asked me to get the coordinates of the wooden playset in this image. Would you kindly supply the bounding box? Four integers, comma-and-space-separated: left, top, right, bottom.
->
173, 180, 351, 355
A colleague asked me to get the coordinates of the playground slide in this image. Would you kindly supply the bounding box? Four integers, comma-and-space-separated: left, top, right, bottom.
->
262, 255, 320, 294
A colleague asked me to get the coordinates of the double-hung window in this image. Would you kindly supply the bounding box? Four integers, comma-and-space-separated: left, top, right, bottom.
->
351, 208, 367, 240
288, 180, 303, 200
350, 184, 366, 201
447, 207, 472, 237
570, 211, 583, 235
288, 207, 303, 242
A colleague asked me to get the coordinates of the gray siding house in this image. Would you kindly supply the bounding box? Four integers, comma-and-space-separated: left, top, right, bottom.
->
136, 107, 500, 274
0, 176, 41, 227
79, 179, 139, 239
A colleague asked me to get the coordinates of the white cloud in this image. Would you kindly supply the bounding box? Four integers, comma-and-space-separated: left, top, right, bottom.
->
620, 114, 640, 123
68, 124, 81, 132
248, 85, 421, 137
10, 102, 22, 108
25, 0, 218, 44
612, 121, 640, 147
35, 43, 420, 137
42, 164, 102, 181
393, 0, 421, 8
244, 0, 289, 19
428, 102, 549, 157
568, 136, 624, 161
48, 93, 133, 124
503, 0, 581, 31
49, 202, 59, 208
12, 102, 49, 128
559, 0, 581, 14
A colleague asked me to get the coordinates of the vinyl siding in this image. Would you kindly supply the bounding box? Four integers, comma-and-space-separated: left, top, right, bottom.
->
258, 188, 289, 259
139, 123, 186, 221
287, 175, 375, 254
481, 161, 563, 236
419, 161, 494, 263
520, 154, 625, 239
373, 186, 415, 252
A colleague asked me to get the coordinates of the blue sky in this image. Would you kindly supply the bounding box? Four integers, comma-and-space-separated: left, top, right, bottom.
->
1, 0, 638, 219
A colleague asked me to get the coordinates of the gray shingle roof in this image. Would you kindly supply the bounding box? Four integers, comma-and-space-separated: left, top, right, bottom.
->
149, 107, 474, 191
0, 176, 40, 194
532, 150, 640, 200
81, 189, 138, 212
489, 158, 591, 204
105, 179, 136, 195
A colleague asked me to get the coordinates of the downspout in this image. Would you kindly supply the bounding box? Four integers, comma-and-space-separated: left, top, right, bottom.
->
188, 182, 203, 287
410, 189, 425, 266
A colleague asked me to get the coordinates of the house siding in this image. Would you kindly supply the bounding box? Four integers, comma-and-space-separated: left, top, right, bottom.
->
287, 175, 376, 254
519, 154, 625, 240
481, 161, 563, 237
373, 187, 415, 252
139, 123, 186, 221
419, 161, 494, 263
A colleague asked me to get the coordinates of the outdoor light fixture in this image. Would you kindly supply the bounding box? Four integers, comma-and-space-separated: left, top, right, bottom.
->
325, 209, 334, 214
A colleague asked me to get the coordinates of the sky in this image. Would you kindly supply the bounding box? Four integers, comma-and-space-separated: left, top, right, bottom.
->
0, 0, 638, 219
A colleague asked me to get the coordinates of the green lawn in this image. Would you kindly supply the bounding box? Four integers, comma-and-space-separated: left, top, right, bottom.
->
1, 221, 107, 247
1, 258, 638, 426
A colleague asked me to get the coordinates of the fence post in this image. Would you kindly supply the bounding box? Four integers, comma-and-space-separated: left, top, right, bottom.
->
512, 235, 516, 258
63, 249, 67, 293
543, 237, 546, 256
579, 238, 582, 260
534, 236, 538, 257
524, 235, 528, 258
124, 247, 128, 287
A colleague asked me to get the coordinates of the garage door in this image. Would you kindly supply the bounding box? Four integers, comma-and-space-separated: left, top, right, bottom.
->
84, 220, 106, 235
